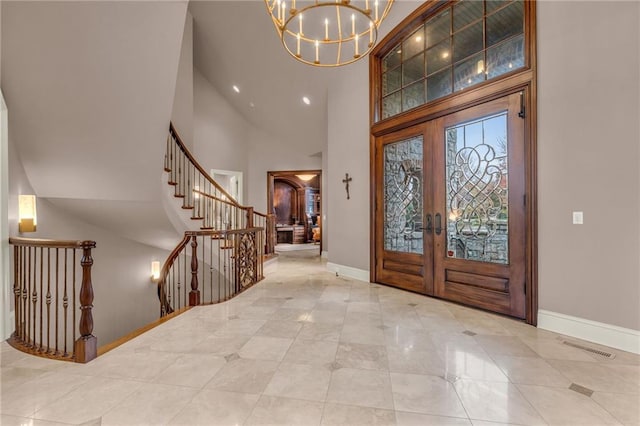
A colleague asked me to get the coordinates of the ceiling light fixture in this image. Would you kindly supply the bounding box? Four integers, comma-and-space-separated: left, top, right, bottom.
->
302, 96, 311, 105
296, 174, 316, 181
264, 0, 394, 67
233, 85, 240, 93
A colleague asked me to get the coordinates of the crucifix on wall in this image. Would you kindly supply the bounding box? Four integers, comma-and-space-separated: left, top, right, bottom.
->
342, 173, 352, 200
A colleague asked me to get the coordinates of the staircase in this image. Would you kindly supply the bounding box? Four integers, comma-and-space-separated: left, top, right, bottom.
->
157, 124, 276, 316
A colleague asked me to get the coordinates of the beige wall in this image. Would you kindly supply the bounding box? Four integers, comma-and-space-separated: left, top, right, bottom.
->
246, 126, 323, 215
537, 1, 640, 330
325, 2, 425, 271
326, 58, 371, 271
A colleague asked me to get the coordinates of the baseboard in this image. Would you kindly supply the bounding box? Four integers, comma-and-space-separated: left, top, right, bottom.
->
5, 310, 14, 340
538, 309, 640, 355
321, 250, 328, 259
326, 262, 370, 283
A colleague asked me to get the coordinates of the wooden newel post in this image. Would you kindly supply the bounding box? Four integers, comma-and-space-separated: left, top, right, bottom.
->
266, 214, 276, 255
74, 241, 97, 363
189, 235, 200, 306
246, 207, 254, 228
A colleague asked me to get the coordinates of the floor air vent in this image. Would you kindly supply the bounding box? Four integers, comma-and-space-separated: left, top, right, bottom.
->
559, 339, 615, 359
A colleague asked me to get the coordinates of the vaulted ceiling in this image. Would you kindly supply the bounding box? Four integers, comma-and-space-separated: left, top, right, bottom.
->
189, 1, 331, 151
188, 1, 421, 151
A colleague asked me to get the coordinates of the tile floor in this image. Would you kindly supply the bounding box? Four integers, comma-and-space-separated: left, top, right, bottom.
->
1, 250, 639, 425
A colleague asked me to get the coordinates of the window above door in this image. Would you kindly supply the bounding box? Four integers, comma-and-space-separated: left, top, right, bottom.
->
373, 0, 532, 124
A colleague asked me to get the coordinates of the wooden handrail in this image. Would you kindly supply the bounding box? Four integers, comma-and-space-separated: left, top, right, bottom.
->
9, 237, 97, 363
157, 227, 265, 317
169, 123, 251, 210
166, 123, 275, 255
9, 237, 95, 249
192, 189, 241, 208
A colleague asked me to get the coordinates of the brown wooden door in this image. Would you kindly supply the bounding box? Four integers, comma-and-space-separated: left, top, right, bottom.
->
374, 123, 433, 295
374, 93, 526, 318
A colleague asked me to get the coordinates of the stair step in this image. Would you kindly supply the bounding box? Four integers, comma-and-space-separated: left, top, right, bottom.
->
175, 194, 185, 198
181, 206, 194, 210
168, 181, 177, 186
200, 226, 214, 230
164, 167, 171, 173
191, 216, 204, 220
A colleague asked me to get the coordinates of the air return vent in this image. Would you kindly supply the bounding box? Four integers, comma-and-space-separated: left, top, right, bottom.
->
559, 339, 615, 359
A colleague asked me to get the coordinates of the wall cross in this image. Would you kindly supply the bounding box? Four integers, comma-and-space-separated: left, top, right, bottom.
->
342, 173, 352, 200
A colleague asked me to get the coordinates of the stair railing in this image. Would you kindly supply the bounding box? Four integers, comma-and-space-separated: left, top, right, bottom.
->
158, 228, 264, 317
8, 237, 97, 363
165, 123, 275, 254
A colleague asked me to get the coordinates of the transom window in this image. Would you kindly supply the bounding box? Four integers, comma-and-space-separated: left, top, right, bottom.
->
380, 0, 525, 120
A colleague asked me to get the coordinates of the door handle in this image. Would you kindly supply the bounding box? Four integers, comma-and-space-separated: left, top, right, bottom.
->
425, 214, 432, 233
435, 213, 442, 235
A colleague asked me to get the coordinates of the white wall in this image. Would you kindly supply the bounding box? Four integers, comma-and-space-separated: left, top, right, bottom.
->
193, 69, 248, 196
1, 90, 9, 339
8, 136, 170, 345
171, 11, 194, 150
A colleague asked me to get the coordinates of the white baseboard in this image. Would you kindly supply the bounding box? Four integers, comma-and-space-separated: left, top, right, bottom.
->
5, 310, 14, 340
538, 309, 640, 355
321, 251, 328, 259
326, 262, 370, 283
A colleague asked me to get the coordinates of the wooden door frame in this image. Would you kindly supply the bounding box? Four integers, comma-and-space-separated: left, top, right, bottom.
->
267, 170, 323, 253
369, 0, 538, 325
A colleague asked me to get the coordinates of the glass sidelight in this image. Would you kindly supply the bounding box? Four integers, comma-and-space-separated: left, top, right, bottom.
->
445, 112, 509, 264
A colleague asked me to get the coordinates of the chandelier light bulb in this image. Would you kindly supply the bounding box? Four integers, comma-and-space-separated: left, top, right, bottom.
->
264, 0, 394, 67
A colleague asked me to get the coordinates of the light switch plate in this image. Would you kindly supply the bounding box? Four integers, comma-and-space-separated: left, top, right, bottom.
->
572, 211, 584, 224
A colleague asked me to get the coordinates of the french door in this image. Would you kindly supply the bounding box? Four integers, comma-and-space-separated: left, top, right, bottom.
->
374, 93, 526, 318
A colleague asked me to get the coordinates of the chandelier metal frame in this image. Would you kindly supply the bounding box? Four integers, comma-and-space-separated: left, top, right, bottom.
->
264, 0, 394, 67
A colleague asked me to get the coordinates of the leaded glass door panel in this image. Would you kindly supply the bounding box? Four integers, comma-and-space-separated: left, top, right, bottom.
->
374, 124, 433, 295
433, 93, 525, 318
374, 93, 526, 318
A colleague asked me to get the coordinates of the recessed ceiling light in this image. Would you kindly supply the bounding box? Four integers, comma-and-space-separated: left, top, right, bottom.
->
249, 102, 255, 108
232, 85, 240, 93
415, 35, 422, 42
302, 96, 311, 105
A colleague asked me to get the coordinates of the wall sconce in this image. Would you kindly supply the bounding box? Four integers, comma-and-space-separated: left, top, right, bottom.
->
18, 194, 37, 233
151, 261, 161, 282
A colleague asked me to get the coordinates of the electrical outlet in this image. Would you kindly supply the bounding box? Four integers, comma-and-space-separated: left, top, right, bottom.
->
572, 211, 583, 225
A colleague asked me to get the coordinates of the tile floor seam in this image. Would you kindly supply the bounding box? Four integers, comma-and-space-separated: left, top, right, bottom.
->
3, 250, 639, 425
588, 396, 630, 426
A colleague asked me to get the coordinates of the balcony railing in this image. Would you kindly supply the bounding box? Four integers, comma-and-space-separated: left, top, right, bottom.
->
8, 237, 97, 363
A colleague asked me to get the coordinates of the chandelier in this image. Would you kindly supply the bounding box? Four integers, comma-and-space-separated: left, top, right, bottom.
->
264, 0, 394, 67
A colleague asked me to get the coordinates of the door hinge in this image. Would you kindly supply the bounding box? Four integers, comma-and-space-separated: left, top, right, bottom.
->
518, 91, 526, 119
